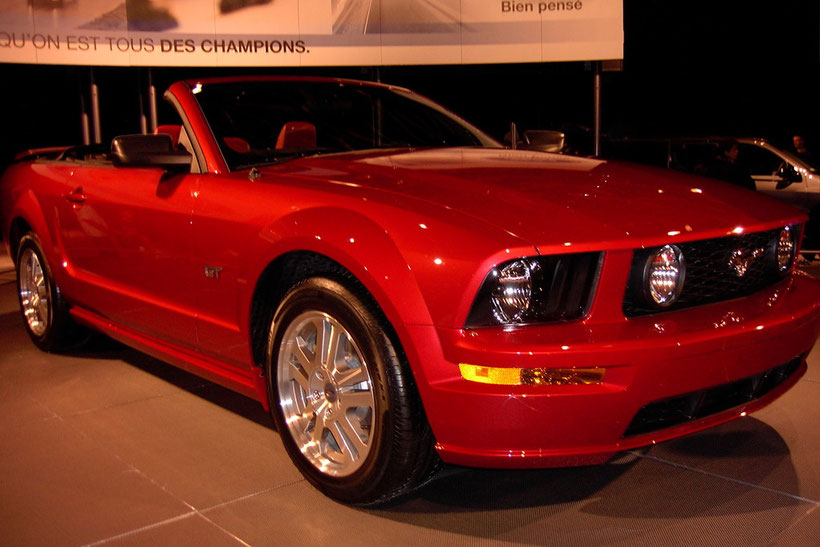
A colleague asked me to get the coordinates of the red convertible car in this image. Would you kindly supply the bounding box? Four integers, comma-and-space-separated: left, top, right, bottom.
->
2, 77, 820, 505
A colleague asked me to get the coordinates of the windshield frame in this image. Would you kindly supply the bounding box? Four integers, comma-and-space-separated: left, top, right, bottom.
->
189, 78, 501, 172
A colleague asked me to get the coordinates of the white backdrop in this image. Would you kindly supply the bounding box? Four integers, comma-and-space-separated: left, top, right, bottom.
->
0, 0, 622, 66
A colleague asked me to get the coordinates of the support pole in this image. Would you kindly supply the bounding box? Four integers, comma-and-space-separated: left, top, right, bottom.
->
79, 71, 90, 145
138, 70, 148, 135
90, 67, 101, 144
148, 68, 158, 134
593, 61, 602, 157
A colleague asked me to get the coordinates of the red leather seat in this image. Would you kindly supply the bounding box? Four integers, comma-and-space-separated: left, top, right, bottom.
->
275, 121, 316, 149
154, 124, 182, 147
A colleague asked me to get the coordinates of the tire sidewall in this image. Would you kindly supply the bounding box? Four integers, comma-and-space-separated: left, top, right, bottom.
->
266, 277, 395, 503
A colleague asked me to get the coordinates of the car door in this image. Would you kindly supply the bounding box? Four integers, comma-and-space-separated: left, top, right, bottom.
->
186, 174, 265, 371
739, 142, 809, 211
57, 163, 199, 350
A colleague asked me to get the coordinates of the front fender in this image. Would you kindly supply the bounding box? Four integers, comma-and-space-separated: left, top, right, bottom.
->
5, 186, 59, 269
248, 206, 434, 331
240, 203, 533, 400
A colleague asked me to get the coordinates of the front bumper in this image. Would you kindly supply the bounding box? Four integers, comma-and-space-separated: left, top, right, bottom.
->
407, 273, 820, 468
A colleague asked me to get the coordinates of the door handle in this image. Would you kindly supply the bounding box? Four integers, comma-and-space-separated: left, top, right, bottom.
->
65, 187, 87, 204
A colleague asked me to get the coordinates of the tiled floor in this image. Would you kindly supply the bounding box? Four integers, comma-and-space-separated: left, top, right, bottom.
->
1, 249, 818, 546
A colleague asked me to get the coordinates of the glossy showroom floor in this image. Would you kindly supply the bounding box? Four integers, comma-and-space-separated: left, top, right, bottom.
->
1, 248, 818, 546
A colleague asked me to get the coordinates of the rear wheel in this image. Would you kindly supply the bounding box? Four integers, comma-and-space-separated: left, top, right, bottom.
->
266, 276, 438, 505
16, 233, 83, 352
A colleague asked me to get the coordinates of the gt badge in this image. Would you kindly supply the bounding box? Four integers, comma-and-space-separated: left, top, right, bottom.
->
204, 265, 223, 280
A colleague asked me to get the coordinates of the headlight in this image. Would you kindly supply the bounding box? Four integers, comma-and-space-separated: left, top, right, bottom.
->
644, 244, 685, 307
491, 260, 532, 323
775, 226, 796, 273
465, 252, 602, 327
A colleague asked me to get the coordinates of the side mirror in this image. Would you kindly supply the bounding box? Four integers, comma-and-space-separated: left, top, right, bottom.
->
111, 134, 191, 172
775, 162, 801, 189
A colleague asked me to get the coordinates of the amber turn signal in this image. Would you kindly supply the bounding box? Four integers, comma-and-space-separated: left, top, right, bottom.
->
459, 364, 605, 386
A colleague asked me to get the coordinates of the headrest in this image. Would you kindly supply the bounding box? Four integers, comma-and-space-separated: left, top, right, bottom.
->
154, 124, 182, 147
275, 121, 317, 150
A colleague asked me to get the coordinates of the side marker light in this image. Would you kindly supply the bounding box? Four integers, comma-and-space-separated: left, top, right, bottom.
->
459, 364, 605, 386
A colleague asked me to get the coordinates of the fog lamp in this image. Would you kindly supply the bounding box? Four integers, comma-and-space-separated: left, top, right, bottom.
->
459, 364, 605, 386
644, 245, 684, 306
490, 259, 532, 323
776, 226, 796, 272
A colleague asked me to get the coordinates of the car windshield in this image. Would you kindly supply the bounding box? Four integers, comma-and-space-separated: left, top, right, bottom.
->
776, 147, 818, 174
192, 80, 500, 170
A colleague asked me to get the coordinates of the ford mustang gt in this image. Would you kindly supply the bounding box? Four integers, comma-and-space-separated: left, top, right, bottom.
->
2, 76, 819, 505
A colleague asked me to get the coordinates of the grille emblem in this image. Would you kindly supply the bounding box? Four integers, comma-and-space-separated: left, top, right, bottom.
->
728, 248, 764, 277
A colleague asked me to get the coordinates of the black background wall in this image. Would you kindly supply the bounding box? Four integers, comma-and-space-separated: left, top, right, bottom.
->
0, 1, 818, 172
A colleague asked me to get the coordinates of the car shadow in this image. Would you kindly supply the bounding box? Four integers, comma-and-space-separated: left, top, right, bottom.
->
366, 418, 803, 539
118, 346, 276, 430
36, 326, 278, 431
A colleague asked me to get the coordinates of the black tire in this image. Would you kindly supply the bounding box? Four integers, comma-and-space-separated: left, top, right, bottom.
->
15, 233, 84, 352
266, 276, 438, 505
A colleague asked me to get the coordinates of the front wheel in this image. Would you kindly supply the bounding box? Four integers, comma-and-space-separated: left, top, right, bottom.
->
16, 233, 83, 352
266, 276, 438, 505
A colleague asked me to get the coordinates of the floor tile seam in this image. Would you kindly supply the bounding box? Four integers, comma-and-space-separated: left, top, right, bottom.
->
198, 478, 307, 513
81, 510, 202, 546
196, 513, 254, 547
38, 390, 194, 420
0, 391, 62, 431
55, 404, 203, 515
30, 387, 293, 519
629, 451, 820, 505
82, 480, 305, 546
766, 503, 818, 546
0, 409, 63, 435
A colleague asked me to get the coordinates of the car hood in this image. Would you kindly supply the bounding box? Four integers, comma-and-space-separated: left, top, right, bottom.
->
263, 147, 804, 252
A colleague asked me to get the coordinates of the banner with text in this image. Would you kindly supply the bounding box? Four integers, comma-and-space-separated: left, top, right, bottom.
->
0, 0, 622, 66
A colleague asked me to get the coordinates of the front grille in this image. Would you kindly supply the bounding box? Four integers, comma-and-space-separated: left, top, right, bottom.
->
623, 356, 802, 437
624, 226, 796, 317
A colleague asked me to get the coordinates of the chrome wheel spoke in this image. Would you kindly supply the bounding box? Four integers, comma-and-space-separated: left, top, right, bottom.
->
291, 408, 316, 436
310, 418, 325, 446
288, 354, 311, 392
320, 318, 341, 370
286, 376, 309, 413
36, 300, 48, 325
277, 310, 376, 477
330, 415, 367, 464
339, 390, 372, 411
333, 365, 368, 389
18, 248, 49, 337
293, 335, 317, 377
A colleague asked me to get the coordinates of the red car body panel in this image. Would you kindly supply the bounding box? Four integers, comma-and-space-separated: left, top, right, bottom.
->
2, 77, 820, 469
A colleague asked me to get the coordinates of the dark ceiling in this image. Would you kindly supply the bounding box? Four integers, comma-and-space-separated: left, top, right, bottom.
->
0, 0, 817, 168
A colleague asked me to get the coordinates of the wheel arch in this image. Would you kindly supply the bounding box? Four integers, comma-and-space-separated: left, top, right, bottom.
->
7, 217, 33, 265
4, 186, 60, 269
248, 250, 417, 378
245, 206, 436, 372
